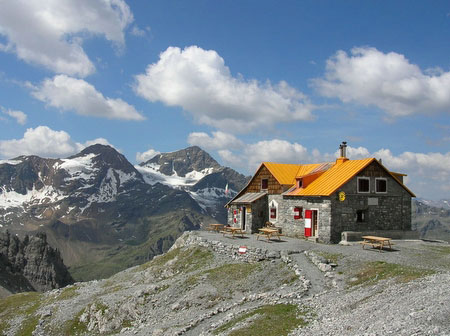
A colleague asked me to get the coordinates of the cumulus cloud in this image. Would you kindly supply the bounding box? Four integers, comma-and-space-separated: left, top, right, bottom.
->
134, 46, 315, 132
0, 0, 133, 77
136, 148, 160, 163
0, 126, 114, 158
1, 107, 27, 125
32, 75, 144, 120
313, 47, 450, 117
218, 139, 311, 173
187, 131, 243, 151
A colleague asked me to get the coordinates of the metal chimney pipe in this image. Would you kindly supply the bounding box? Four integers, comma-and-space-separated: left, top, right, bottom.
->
339, 141, 347, 158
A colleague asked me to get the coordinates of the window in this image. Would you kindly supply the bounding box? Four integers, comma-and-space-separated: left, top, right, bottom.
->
357, 177, 370, 193
356, 210, 367, 222
297, 179, 303, 188
294, 206, 303, 219
261, 178, 268, 190
375, 178, 387, 193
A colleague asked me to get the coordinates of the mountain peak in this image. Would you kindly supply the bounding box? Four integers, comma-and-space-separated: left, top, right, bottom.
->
76, 144, 118, 157
140, 146, 221, 177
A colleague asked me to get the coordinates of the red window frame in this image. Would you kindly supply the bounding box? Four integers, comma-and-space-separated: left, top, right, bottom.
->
294, 206, 303, 219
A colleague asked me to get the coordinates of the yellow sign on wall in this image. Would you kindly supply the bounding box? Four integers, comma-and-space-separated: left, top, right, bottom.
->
338, 191, 346, 202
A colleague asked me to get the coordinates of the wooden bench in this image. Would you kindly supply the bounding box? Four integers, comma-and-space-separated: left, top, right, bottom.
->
257, 228, 284, 242
207, 224, 224, 232
220, 227, 245, 238
360, 235, 393, 252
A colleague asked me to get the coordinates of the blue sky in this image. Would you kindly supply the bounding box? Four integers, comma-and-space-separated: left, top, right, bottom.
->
0, 1, 449, 200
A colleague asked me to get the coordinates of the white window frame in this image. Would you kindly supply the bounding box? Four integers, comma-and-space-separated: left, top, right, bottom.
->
375, 178, 387, 193
357, 177, 370, 193
269, 199, 278, 222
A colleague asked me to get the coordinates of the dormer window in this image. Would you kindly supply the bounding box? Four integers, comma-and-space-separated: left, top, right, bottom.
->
376, 178, 387, 193
261, 178, 268, 190
357, 177, 370, 193
297, 178, 303, 188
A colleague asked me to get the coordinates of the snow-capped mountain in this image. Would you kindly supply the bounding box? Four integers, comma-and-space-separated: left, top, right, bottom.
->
137, 146, 249, 221
0, 144, 249, 280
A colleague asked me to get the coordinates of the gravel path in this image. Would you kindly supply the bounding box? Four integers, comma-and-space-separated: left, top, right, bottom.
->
292, 273, 450, 336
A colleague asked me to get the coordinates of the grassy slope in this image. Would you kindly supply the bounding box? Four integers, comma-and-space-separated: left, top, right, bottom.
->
68, 210, 209, 281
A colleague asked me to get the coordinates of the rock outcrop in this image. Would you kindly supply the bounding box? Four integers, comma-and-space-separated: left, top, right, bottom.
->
0, 231, 73, 294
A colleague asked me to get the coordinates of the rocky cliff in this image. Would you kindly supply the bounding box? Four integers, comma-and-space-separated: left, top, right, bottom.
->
0, 231, 73, 297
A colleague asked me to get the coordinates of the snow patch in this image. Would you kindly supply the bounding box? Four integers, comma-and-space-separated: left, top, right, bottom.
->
188, 187, 236, 211
0, 159, 22, 165
56, 153, 99, 183
136, 164, 214, 188
0, 185, 65, 209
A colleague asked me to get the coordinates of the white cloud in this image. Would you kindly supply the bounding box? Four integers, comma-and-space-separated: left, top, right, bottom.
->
1, 107, 27, 125
32, 75, 144, 120
218, 139, 450, 199
313, 47, 450, 118
82, 137, 114, 149
0, 126, 114, 158
219, 139, 311, 173
187, 131, 243, 151
0, 0, 133, 77
134, 46, 315, 132
136, 149, 160, 163
130, 25, 146, 37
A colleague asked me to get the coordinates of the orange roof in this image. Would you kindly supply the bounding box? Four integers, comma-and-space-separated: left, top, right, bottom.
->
285, 158, 415, 197
263, 162, 323, 185
288, 158, 373, 196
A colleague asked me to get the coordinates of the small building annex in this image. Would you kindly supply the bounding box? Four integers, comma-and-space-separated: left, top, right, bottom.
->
226, 142, 415, 243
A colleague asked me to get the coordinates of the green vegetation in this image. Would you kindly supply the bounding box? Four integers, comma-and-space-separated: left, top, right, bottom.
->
63, 308, 88, 336
16, 315, 40, 336
425, 245, 450, 255
184, 262, 260, 291
69, 210, 208, 281
213, 304, 309, 336
350, 261, 435, 287
140, 246, 213, 275
0, 292, 42, 336
314, 251, 343, 264
57, 285, 80, 301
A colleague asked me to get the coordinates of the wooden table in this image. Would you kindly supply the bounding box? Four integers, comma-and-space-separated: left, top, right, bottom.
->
257, 228, 283, 242
360, 235, 393, 252
207, 224, 224, 233
221, 227, 245, 238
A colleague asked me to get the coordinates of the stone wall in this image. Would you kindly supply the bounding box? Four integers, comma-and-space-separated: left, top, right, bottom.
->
330, 166, 412, 243
268, 195, 332, 242
227, 196, 268, 234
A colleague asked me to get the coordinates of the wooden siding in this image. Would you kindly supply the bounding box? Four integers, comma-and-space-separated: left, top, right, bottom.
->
245, 165, 284, 194
357, 161, 390, 178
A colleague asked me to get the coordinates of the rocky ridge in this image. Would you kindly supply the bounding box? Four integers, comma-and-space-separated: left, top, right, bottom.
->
0, 231, 448, 336
0, 231, 73, 297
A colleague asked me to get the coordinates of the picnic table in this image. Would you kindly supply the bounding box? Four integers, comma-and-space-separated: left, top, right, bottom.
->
360, 235, 393, 252
207, 223, 224, 233
257, 228, 284, 242
221, 226, 245, 238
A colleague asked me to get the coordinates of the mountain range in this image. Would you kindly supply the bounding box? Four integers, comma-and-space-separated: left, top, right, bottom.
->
0, 145, 249, 281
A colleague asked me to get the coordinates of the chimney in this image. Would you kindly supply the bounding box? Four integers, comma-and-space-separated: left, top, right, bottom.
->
336, 141, 349, 165
339, 141, 347, 158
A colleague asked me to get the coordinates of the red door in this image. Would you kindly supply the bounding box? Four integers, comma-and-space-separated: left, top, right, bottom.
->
304, 210, 312, 237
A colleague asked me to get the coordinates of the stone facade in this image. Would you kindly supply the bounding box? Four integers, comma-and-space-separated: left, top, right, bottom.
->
227, 160, 413, 244
329, 162, 412, 243
267, 195, 332, 241
227, 195, 268, 233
